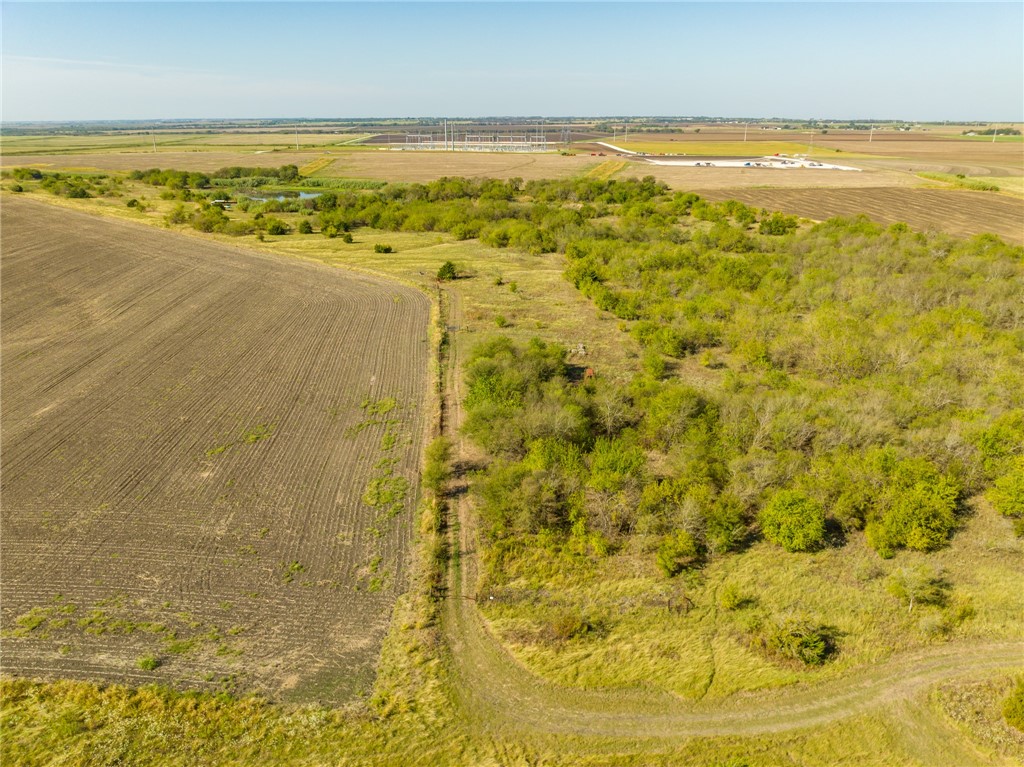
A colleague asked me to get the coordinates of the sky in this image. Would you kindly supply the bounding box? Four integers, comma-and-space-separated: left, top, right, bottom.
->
2, 2, 1022, 122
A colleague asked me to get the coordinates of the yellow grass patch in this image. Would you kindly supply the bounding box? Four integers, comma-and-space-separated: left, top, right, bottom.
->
299, 156, 337, 176
584, 160, 627, 180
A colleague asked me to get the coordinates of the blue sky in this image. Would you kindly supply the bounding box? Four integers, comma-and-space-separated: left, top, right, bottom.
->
2, 2, 1022, 121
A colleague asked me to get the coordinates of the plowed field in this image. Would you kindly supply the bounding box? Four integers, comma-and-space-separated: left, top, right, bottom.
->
0, 198, 430, 703
696, 187, 1024, 244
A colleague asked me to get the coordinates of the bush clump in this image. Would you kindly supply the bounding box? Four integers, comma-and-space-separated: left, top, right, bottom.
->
136, 655, 161, 671
758, 490, 826, 552
374, 243, 394, 254
437, 260, 458, 281
760, 616, 835, 665
885, 565, 949, 612
989, 459, 1024, 527
656, 529, 704, 576
1003, 677, 1024, 732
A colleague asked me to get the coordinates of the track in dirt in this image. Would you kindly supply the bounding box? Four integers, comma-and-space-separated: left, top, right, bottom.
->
1, 198, 430, 703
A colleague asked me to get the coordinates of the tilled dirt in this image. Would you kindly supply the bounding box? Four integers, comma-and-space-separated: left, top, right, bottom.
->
1, 198, 430, 703
695, 186, 1024, 244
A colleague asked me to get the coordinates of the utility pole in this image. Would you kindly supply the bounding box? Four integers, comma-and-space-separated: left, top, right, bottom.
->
295, 125, 299, 151
869, 126, 874, 143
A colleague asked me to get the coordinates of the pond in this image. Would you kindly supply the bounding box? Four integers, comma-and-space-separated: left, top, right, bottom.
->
243, 191, 322, 202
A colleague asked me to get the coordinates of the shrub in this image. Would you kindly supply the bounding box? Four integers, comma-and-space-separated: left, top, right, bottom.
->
422, 437, 452, 496
656, 529, 704, 576
758, 490, 826, 552
374, 243, 394, 254
342, 232, 354, 243
297, 219, 313, 234
137, 655, 161, 671
719, 582, 747, 611
762, 616, 835, 665
867, 469, 959, 557
989, 459, 1024, 520
494, 315, 509, 328
1003, 677, 1024, 732
11, 183, 23, 193
437, 261, 458, 281
544, 610, 603, 643
263, 218, 290, 236
885, 565, 949, 612
758, 212, 798, 236
164, 204, 189, 225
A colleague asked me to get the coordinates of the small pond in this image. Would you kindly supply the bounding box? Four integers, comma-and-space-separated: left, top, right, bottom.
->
243, 191, 322, 202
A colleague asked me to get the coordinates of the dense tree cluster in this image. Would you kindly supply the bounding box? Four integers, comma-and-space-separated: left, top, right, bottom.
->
452, 181, 1022, 574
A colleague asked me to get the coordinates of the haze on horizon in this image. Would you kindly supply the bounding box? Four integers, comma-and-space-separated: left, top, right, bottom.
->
2, 1, 1022, 123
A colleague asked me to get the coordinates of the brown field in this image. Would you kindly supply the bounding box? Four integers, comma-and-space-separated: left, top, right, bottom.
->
317, 149, 598, 182
0, 150, 321, 173
600, 128, 1024, 177
637, 163, 917, 190
695, 186, 1024, 244
0, 198, 430, 703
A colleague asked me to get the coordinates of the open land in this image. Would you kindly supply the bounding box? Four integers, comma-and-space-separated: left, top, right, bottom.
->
5, 123, 1021, 242
2, 121, 1024, 765
1, 197, 430, 703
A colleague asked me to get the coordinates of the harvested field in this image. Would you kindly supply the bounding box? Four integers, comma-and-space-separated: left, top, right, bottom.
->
0, 150, 321, 174
696, 186, 1024, 244
317, 149, 597, 182
636, 163, 913, 190
0, 198, 430, 703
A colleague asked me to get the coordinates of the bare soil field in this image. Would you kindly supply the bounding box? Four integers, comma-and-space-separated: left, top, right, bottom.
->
0, 198, 430, 703
315, 149, 920, 190
619, 130, 1024, 177
318, 149, 597, 182
0, 150, 320, 173
637, 163, 914, 190
696, 186, 1024, 244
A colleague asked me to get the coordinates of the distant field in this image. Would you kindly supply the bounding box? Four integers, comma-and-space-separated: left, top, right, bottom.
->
696, 186, 1024, 244
1, 198, 430, 702
607, 140, 856, 157
0, 133, 374, 155
317, 149, 598, 182
0, 150, 321, 173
